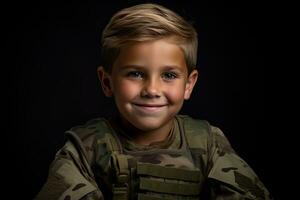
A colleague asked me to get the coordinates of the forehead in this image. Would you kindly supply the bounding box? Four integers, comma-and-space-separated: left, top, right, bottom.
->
113, 39, 187, 70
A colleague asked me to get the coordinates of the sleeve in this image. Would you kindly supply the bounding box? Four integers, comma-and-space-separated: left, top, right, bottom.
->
206, 126, 273, 200
34, 141, 104, 200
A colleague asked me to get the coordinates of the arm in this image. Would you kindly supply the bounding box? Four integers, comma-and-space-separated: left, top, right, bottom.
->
34, 141, 104, 200
206, 126, 273, 200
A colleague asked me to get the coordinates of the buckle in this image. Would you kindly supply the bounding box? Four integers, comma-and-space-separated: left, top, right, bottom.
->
117, 173, 129, 183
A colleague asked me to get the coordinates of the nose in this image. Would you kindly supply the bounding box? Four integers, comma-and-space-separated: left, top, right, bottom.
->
141, 77, 161, 98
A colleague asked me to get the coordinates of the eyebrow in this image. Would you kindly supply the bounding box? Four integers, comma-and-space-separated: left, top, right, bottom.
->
120, 64, 184, 71
120, 64, 145, 69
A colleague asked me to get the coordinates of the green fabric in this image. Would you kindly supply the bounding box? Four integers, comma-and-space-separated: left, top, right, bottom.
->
112, 186, 128, 200
137, 193, 198, 200
35, 141, 100, 200
137, 162, 200, 182
119, 117, 181, 151
111, 154, 130, 199
115, 154, 129, 182
137, 193, 170, 200
36, 115, 272, 200
139, 177, 200, 195
96, 119, 121, 152
182, 116, 209, 149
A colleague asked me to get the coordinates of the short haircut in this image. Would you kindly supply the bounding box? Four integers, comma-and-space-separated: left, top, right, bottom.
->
101, 3, 198, 74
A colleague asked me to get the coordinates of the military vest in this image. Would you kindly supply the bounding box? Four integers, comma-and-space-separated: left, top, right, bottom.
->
65, 115, 211, 200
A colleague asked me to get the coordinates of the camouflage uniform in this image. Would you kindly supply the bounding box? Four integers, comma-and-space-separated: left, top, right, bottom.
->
35, 115, 272, 200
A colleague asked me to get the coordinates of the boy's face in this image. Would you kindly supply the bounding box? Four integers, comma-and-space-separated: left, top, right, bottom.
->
99, 39, 198, 132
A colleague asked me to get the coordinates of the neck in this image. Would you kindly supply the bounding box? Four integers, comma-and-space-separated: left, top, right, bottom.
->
120, 117, 174, 146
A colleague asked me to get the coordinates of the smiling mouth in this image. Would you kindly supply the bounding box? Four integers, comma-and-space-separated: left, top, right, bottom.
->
133, 103, 167, 112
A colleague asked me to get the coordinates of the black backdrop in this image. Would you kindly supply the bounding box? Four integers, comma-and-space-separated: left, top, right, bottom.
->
8, 0, 281, 199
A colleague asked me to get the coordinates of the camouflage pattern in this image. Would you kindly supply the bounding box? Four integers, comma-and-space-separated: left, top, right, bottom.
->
35, 115, 272, 199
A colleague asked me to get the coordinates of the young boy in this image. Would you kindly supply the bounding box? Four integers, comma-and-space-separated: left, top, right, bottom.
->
35, 3, 272, 200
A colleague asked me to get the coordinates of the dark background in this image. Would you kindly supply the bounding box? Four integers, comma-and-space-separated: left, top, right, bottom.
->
8, 0, 283, 199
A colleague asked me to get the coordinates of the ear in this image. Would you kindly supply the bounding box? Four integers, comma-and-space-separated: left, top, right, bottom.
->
184, 69, 198, 100
97, 66, 113, 97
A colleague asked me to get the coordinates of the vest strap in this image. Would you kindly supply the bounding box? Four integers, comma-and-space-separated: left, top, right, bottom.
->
137, 194, 168, 200
182, 116, 209, 149
137, 193, 199, 200
112, 154, 130, 200
137, 162, 200, 182
112, 184, 128, 200
139, 177, 200, 195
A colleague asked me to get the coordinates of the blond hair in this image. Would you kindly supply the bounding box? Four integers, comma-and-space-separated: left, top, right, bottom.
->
101, 3, 198, 74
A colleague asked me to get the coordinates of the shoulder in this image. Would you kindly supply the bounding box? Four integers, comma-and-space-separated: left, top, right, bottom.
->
176, 115, 226, 148
65, 117, 115, 161
65, 117, 122, 164
177, 115, 210, 132
35, 119, 108, 199
176, 114, 222, 135
177, 115, 236, 162
35, 140, 101, 200
66, 118, 111, 141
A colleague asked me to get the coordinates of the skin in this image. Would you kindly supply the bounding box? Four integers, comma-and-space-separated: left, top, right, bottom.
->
98, 39, 198, 145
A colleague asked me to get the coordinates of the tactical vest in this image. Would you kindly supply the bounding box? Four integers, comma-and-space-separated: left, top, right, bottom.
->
66, 115, 211, 200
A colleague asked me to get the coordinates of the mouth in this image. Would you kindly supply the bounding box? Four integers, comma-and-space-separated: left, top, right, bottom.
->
132, 103, 167, 112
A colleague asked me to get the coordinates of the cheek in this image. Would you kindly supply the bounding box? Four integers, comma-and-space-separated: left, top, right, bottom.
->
165, 84, 186, 103
114, 80, 140, 100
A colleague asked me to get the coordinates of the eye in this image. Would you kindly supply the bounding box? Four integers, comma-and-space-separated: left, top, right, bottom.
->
127, 71, 144, 79
162, 72, 177, 80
